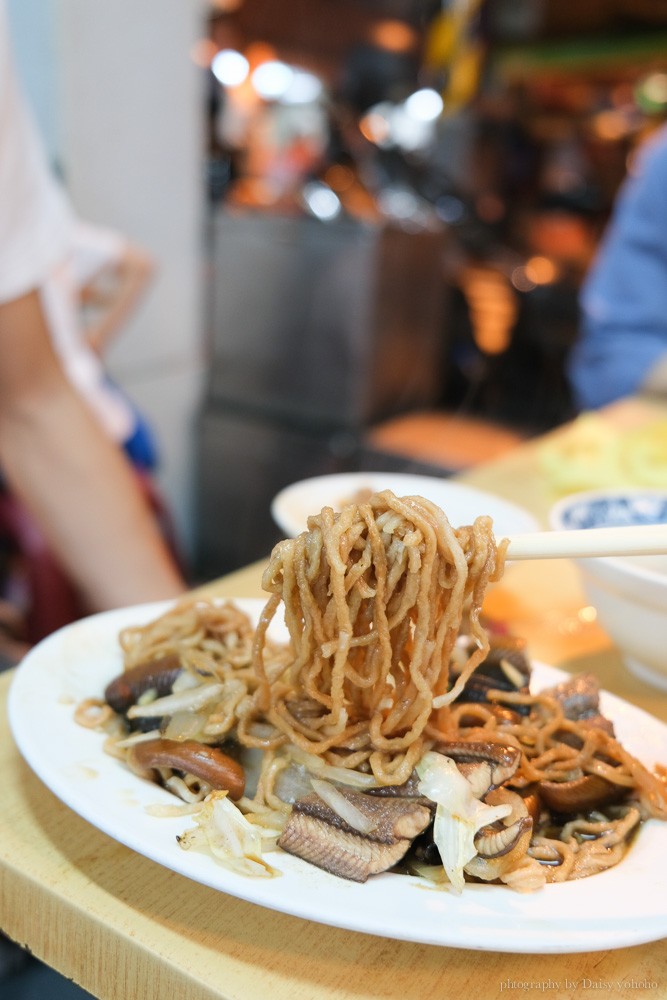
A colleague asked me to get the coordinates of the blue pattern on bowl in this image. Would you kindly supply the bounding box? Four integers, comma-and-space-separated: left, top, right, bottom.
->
559, 495, 667, 530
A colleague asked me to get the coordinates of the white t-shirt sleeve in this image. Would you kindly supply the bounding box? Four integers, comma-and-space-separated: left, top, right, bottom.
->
70, 220, 128, 287
0, 1, 73, 302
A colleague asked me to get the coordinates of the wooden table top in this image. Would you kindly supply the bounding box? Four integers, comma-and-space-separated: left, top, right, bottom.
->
2, 398, 666, 1000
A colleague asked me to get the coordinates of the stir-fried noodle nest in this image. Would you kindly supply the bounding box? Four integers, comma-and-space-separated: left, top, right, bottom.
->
81, 490, 667, 889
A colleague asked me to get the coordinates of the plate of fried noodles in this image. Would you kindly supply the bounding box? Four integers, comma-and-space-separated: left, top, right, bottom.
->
9, 491, 667, 954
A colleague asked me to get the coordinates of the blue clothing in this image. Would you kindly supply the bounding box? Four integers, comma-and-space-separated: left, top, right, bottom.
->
569, 126, 667, 410
123, 414, 158, 471
102, 377, 158, 471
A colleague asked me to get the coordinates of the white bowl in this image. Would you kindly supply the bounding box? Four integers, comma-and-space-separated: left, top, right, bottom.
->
550, 489, 667, 690
271, 471, 540, 539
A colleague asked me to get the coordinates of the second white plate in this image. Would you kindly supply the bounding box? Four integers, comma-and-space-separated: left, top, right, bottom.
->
271, 472, 540, 539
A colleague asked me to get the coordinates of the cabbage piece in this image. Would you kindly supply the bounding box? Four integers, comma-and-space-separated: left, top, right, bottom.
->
127, 681, 225, 718
416, 751, 512, 894
287, 746, 379, 789
178, 791, 277, 877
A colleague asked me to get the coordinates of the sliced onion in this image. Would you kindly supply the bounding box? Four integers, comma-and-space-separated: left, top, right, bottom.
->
310, 778, 377, 835
274, 762, 314, 804
171, 671, 201, 692
163, 710, 207, 741
288, 746, 378, 789
126, 682, 225, 718
405, 860, 450, 886
114, 728, 162, 749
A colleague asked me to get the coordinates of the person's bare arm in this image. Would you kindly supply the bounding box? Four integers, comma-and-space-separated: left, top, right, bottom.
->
0, 290, 186, 610
83, 243, 155, 355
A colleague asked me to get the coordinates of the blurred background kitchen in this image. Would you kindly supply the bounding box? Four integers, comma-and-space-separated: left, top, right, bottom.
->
7, 0, 667, 584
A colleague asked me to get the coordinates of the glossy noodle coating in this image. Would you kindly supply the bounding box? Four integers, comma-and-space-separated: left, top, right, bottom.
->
246, 490, 506, 785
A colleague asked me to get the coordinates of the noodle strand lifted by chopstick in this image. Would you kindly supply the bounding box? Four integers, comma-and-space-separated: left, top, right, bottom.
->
245, 490, 506, 785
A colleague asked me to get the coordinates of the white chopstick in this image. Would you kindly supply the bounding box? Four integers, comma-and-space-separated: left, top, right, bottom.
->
505, 523, 667, 561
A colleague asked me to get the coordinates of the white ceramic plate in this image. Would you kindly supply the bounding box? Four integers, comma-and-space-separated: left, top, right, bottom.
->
271, 472, 541, 539
8, 599, 667, 954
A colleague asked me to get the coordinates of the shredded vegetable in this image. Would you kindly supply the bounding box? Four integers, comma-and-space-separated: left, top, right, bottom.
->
417, 751, 511, 893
